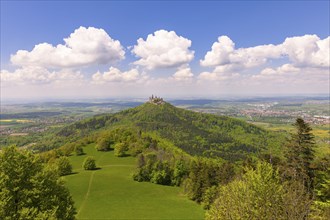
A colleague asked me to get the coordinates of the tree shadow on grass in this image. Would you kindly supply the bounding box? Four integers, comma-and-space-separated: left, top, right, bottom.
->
64, 171, 79, 176
84, 167, 102, 171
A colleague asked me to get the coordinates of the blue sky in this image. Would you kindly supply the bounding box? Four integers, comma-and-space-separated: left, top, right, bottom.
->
1, 1, 329, 100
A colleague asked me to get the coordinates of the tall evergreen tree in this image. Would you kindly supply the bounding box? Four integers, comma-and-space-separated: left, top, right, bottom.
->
285, 118, 315, 182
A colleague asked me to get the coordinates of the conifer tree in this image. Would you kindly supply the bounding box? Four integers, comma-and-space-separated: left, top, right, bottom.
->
285, 118, 315, 181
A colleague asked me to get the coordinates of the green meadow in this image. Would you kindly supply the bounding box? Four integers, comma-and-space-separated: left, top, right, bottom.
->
64, 144, 205, 219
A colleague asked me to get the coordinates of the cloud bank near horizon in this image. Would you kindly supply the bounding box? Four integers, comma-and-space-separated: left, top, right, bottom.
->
1, 26, 329, 98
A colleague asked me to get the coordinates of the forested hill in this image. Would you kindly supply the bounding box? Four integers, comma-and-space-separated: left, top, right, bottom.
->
55, 101, 284, 162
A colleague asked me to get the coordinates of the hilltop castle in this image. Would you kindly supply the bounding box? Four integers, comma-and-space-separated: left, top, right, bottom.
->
148, 95, 165, 105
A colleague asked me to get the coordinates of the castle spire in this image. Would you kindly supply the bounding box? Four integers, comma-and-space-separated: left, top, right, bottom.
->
148, 95, 164, 105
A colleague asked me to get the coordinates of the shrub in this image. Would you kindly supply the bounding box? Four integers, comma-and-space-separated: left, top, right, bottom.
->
114, 142, 128, 157
83, 157, 96, 170
56, 156, 72, 176
74, 145, 84, 156
95, 137, 113, 151
150, 170, 171, 185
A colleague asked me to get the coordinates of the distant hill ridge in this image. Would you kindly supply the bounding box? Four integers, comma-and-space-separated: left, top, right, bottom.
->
57, 99, 283, 162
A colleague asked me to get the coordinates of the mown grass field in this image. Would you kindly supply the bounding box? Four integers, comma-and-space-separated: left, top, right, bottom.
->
64, 144, 205, 220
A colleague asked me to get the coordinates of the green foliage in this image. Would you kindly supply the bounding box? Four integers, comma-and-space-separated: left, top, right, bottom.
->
280, 118, 330, 219
133, 150, 190, 186
114, 142, 128, 157
0, 146, 76, 219
134, 148, 235, 205
281, 180, 312, 220
185, 159, 214, 203
23, 103, 288, 217
55, 156, 73, 176
83, 156, 96, 170
201, 186, 218, 210
133, 152, 160, 182
184, 158, 235, 203
95, 136, 113, 151
285, 117, 316, 182
206, 162, 283, 220
51, 102, 283, 162
312, 155, 330, 219
74, 145, 84, 156
150, 169, 172, 185
172, 160, 189, 186
206, 161, 315, 219
60, 143, 75, 156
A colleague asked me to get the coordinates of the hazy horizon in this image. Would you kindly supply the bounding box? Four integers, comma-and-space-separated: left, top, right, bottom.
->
2, 93, 329, 105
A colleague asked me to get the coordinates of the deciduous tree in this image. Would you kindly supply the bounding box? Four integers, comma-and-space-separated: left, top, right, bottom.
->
95, 136, 113, 151
0, 146, 76, 219
55, 156, 72, 176
83, 156, 96, 170
206, 162, 283, 220
74, 145, 84, 156
114, 142, 128, 157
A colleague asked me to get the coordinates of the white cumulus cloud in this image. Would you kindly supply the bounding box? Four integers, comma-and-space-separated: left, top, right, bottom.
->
198, 70, 240, 81
92, 67, 146, 83
132, 30, 194, 69
1, 66, 84, 85
200, 36, 282, 70
283, 35, 329, 68
200, 36, 235, 67
248, 64, 328, 90
11, 26, 125, 68
199, 34, 329, 85
200, 34, 329, 73
253, 64, 300, 80
172, 66, 194, 81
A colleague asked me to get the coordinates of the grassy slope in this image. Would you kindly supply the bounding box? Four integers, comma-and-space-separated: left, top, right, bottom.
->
64, 144, 205, 220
